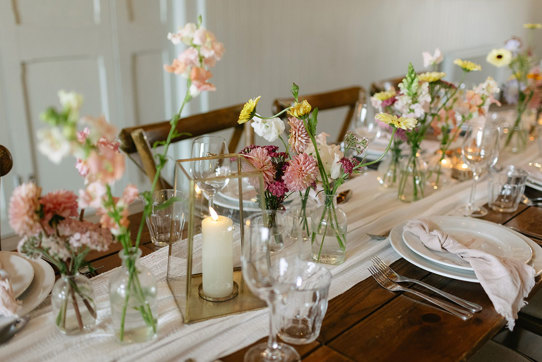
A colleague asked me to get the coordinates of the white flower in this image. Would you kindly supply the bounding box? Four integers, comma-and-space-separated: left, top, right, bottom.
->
305, 133, 344, 180
168, 23, 197, 45
58, 90, 83, 113
41, 235, 70, 261
504, 38, 521, 53
422, 48, 443, 68
251, 116, 285, 142
475, 77, 500, 97
37, 128, 70, 164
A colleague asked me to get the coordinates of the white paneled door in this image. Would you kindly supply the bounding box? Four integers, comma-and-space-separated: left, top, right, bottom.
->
0, 0, 176, 246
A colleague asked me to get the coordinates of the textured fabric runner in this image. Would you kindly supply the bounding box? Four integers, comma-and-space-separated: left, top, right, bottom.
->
0, 144, 539, 361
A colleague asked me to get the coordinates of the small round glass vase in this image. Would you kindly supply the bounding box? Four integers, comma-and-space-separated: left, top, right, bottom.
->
310, 193, 347, 265
397, 153, 428, 203
377, 152, 400, 188
51, 273, 97, 335
426, 150, 452, 191
503, 108, 535, 154
109, 248, 158, 344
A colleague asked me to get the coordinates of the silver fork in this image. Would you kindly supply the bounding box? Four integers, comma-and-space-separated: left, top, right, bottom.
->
372, 257, 482, 313
368, 266, 473, 320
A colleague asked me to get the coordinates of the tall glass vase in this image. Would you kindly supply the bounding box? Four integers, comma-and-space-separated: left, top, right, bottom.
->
109, 248, 158, 343
51, 273, 96, 335
397, 151, 428, 202
310, 193, 347, 265
377, 152, 400, 188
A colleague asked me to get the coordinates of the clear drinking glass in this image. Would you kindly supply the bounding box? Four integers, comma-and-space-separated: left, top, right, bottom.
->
460, 122, 500, 217
146, 189, 186, 247
278, 262, 331, 345
242, 214, 300, 362
191, 135, 230, 208
488, 165, 528, 213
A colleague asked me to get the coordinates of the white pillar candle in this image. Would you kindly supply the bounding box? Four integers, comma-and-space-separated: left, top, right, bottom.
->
202, 207, 234, 298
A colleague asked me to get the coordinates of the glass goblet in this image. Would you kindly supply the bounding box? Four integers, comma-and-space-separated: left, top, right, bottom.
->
460, 122, 499, 217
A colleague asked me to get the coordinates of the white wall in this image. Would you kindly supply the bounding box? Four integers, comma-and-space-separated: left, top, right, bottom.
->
194, 0, 542, 140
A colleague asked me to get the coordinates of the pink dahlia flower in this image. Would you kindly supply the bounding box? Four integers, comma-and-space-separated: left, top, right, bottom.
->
8, 183, 42, 237
282, 153, 318, 192
40, 190, 79, 234
288, 116, 310, 154
244, 147, 276, 186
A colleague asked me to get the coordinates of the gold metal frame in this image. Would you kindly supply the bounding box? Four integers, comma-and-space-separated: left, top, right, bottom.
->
167, 153, 266, 323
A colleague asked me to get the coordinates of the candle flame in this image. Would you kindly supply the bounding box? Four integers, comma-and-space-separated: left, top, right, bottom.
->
195, 184, 202, 195
209, 206, 219, 221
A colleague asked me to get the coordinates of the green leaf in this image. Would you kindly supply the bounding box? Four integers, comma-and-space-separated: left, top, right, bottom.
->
291, 83, 299, 102
152, 140, 167, 149
197, 15, 203, 28
153, 196, 181, 211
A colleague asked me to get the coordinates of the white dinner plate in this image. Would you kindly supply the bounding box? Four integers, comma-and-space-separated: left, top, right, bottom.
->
402, 216, 533, 271
390, 219, 542, 283
0, 252, 34, 298
16, 254, 55, 316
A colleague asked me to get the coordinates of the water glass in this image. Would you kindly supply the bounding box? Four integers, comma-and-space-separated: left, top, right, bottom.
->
146, 189, 186, 247
278, 261, 332, 345
488, 165, 528, 213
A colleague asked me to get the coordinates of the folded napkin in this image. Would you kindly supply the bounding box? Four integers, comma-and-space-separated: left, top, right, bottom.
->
404, 219, 535, 329
0, 261, 20, 317
524, 162, 542, 183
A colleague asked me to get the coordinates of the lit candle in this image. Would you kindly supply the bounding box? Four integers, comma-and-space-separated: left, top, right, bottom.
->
202, 207, 234, 298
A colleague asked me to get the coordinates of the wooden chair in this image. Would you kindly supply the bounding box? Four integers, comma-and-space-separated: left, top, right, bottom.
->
272, 86, 366, 144
118, 103, 254, 189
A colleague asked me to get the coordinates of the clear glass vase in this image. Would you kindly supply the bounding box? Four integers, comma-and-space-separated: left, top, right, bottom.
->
109, 248, 158, 343
377, 152, 400, 188
397, 152, 428, 202
504, 108, 535, 154
426, 150, 452, 191
310, 193, 347, 265
51, 273, 96, 335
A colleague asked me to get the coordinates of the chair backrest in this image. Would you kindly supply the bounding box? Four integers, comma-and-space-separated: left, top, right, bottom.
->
370, 75, 404, 95
118, 103, 254, 188
272, 86, 366, 143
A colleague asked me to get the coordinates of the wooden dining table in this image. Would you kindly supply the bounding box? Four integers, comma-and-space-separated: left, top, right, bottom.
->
77, 185, 542, 361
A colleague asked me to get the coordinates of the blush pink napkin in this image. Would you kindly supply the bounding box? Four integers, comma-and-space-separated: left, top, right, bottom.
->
404, 219, 535, 330
0, 260, 20, 317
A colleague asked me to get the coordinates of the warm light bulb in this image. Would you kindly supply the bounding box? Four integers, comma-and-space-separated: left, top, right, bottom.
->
209, 206, 219, 221
195, 184, 202, 195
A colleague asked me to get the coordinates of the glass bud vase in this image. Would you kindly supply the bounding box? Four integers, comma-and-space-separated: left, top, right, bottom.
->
426, 150, 452, 191
109, 248, 158, 343
377, 152, 400, 188
504, 108, 535, 154
397, 153, 428, 202
310, 193, 347, 265
51, 273, 97, 335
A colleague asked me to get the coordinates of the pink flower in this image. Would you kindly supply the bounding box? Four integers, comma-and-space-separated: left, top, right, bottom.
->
82, 116, 117, 142
288, 116, 310, 153
58, 218, 113, 252
167, 23, 197, 45
9, 183, 42, 236
86, 143, 125, 185
40, 190, 78, 234
120, 184, 139, 206
76, 158, 89, 178
189, 67, 216, 95
77, 127, 90, 143
79, 181, 107, 209
282, 153, 318, 192
164, 58, 189, 75
243, 147, 275, 185
99, 206, 129, 236
339, 158, 355, 175
268, 181, 288, 198
164, 47, 199, 77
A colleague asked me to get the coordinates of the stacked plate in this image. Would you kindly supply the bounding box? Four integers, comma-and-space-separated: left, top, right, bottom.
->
390, 216, 542, 283
524, 161, 542, 191
0, 252, 55, 317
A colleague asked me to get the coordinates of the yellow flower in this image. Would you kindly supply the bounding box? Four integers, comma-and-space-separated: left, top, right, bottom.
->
373, 89, 396, 101
486, 48, 512, 67
524, 23, 542, 29
238, 96, 261, 124
375, 113, 418, 130
418, 72, 446, 83
287, 99, 312, 118
454, 59, 482, 72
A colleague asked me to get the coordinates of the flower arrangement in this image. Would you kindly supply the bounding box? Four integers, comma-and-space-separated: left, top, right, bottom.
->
9, 182, 113, 332
24, 16, 223, 342
238, 83, 414, 263
486, 23, 542, 152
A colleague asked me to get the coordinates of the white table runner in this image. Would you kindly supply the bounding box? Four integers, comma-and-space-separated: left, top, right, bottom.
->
1, 144, 539, 361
